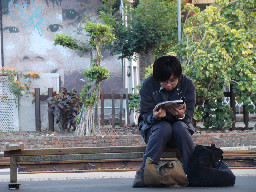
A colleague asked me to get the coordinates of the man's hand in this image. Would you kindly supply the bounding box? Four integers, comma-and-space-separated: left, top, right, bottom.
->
166, 103, 186, 119
153, 105, 166, 119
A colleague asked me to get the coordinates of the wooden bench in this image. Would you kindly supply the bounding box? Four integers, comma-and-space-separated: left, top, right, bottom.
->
4, 142, 180, 190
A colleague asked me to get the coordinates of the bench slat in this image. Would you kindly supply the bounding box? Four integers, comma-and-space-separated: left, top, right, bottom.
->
16, 152, 177, 163
4, 146, 179, 157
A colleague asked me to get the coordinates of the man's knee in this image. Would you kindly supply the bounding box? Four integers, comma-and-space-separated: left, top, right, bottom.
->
152, 121, 172, 138
172, 121, 191, 137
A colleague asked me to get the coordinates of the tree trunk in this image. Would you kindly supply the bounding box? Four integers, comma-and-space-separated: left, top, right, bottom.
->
75, 106, 95, 136
138, 44, 154, 81
146, 43, 154, 66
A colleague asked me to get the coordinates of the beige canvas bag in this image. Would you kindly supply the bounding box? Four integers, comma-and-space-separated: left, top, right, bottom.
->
144, 157, 188, 187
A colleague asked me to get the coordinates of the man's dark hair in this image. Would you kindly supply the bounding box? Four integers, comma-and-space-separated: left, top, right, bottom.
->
153, 55, 182, 82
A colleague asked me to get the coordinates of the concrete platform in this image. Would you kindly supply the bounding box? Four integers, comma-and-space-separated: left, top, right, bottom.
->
0, 168, 256, 192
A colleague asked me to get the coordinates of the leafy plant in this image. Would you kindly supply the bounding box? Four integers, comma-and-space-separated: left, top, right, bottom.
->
48, 88, 83, 132
173, 1, 256, 129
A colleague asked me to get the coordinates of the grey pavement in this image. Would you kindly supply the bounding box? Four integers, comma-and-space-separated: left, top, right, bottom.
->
0, 169, 256, 192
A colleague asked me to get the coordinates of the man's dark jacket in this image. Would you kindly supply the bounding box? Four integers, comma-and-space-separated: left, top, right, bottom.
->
138, 74, 196, 136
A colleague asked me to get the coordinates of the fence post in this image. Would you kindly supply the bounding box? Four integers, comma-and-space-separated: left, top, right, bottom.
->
95, 101, 98, 128
243, 105, 249, 129
48, 88, 54, 132
111, 90, 115, 128
119, 89, 123, 126
125, 88, 130, 125
101, 89, 104, 125
35, 88, 41, 132
230, 83, 236, 130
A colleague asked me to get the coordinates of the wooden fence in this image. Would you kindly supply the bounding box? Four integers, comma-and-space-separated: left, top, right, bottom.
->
35, 85, 251, 132
34, 88, 132, 132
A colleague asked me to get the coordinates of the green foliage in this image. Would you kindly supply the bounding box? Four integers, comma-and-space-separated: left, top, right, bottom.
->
143, 64, 153, 80
54, 33, 88, 53
128, 86, 140, 113
100, 0, 178, 59
84, 21, 116, 49
83, 65, 110, 82
80, 83, 100, 108
80, 65, 109, 108
129, 0, 256, 130
172, 1, 256, 129
48, 88, 83, 132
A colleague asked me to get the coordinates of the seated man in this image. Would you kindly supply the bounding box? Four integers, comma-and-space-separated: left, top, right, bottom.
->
133, 55, 196, 187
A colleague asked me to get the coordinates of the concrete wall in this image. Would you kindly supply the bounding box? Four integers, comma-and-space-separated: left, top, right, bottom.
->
1, 0, 125, 131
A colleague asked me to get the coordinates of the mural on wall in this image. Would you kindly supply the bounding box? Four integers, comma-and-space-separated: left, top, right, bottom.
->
1, 0, 122, 93
8, 0, 49, 36
1, 0, 87, 88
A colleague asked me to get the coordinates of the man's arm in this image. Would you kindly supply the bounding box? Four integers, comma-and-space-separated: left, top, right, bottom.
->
182, 79, 196, 123
139, 80, 157, 125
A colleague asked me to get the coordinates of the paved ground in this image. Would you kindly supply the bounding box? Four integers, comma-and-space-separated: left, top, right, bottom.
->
0, 169, 256, 192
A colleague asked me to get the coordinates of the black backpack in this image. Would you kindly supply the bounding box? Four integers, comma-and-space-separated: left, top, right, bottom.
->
187, 144, 236, 187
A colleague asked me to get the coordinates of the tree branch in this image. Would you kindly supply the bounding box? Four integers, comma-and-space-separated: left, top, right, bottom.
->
186, 30, 207, 67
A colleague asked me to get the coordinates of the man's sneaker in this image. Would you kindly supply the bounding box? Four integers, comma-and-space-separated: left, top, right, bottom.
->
132, 169, 144, 187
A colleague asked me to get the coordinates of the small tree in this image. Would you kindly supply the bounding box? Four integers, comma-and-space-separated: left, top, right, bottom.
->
100, 0, 178, 66
54, 22, 115, 136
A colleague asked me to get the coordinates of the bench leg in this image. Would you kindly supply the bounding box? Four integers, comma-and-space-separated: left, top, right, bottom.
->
9, 156, 20, 189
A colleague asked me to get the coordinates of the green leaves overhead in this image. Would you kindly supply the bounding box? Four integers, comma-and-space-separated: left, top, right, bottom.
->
100, 0, 178, 59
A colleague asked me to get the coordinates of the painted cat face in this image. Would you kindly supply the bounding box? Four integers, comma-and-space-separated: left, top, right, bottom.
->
8, 0, 35, 21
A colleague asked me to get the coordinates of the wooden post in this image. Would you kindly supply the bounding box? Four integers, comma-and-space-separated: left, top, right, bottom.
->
111, 90, 115, 128
119, 89, 123, 126
10, 156, 17, 183
230, 83, 236, 130
243, 105, 249, 129
48, 88, 54, 132
101, 89, 104, 125
125, 88, 130, 125
35, 88, 41, 132
95, 102, 98, 128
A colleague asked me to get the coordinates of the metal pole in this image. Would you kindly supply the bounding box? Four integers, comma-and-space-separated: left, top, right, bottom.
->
0, 1, 4, 67
177, 0, 182, 61
177, 0, 181, 42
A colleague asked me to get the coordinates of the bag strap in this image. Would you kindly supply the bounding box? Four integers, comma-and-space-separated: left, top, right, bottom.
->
211, 144, 223, 168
